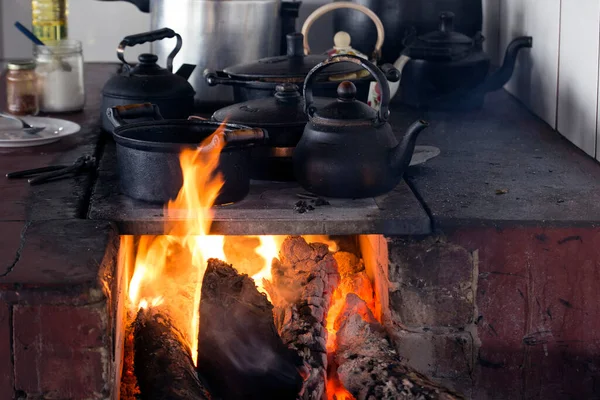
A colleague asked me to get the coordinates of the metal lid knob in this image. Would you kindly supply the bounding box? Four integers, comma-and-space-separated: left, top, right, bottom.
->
337, 81, 357, 101
138, 53, 159, 64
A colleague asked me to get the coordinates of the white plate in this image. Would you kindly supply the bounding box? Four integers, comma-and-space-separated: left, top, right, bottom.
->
410, 145, 441, 166
0, 116, 81, 147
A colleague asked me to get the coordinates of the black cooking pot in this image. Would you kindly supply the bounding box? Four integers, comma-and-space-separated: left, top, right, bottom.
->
106, 104, 268, 204
398, 12, 533, 110
101, 28, 196, 132
210, 83, 327, 181
205, 32, 400, 104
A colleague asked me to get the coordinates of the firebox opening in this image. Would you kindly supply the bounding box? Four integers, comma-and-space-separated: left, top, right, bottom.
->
116, 233, 389, 400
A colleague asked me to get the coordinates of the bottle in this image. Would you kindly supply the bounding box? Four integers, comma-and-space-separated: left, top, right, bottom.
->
31, 0, 68, 42
5, 61, 40, 116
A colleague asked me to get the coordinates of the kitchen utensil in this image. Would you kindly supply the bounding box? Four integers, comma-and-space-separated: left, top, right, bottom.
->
14, 22, 72, 72
293, 54, 429, 198
332, 0, 483, 64
106, 103, 268, 204
0, 112, 44, 135
96, 0, 294, 109
7, 154, 96, 185
398, 12, 533, 110
301, 1, 384, 62
205, 32, 399, 104
211, 83, 325, 181
100, 28, 196, 132
0, 116, 81, 147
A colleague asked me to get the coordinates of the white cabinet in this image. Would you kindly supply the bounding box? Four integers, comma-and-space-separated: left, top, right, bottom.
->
557, 0, 600, 158
500, 0, 561, 130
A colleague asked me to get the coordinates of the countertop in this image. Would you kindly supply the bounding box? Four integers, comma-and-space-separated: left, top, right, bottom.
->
1, 63, 600, 239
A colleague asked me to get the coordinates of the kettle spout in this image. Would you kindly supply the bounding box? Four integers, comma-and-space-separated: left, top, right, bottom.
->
391, 119, 429, 175
175, 63, 197, 81
484, 36, 533, 92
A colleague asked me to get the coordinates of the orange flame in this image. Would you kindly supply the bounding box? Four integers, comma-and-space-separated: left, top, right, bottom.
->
125, 123, 227, 365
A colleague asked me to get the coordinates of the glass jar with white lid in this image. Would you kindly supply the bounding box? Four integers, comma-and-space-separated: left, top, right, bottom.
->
34, 39, 85, 112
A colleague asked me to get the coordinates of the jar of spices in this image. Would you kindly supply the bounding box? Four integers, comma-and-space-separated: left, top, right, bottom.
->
5, 61, 40, 116
34, 40, 85, 112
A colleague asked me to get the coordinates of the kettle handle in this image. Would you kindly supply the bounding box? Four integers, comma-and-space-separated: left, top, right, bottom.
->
304, 54, 391, 123
117, 28, 182, 73
301, 1, 385, 61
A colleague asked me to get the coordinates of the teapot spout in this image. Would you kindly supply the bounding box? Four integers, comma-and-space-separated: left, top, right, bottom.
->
391, 119, 429, 175
175, 63, 197, 81
483, 36, 533, 92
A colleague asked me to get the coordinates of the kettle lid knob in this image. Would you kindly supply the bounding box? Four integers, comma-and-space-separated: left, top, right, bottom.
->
337, 81, 357, 101
333, 31, 352, 48
138, 53, 159, 64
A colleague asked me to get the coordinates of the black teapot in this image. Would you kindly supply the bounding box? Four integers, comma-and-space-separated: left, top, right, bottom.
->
293, 55, 429, 199
397, 11, 532, 110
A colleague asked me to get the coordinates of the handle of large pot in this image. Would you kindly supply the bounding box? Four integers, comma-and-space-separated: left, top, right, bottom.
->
304, 54, 390, 123
203, 69, 280, 89
117, 28, 182, 73
187, 116, 270, 144
301, 1, 385, 61
106, 103, 164, 128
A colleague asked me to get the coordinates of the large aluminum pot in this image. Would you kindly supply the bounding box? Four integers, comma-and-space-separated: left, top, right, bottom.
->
99, 0, 286, 109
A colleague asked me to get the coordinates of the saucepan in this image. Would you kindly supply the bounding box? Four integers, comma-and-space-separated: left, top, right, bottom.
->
106, 103, 268, 204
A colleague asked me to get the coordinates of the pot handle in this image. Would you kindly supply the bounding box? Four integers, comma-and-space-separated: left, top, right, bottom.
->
304, 54, 390, 123
301, 1, 385, 61
106, 103, 164, 128
203, 69, 278, 90
117, 28, 182, 73
188, 116, 270, 144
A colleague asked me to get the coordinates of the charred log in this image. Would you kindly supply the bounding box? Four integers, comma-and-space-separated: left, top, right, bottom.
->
133, 306, 211, 400
334, 294, 464, 400
197, 258, 304, 400
265, 236, 341, 400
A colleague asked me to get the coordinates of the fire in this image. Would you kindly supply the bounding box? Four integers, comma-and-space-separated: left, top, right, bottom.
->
125, 123, 227, 365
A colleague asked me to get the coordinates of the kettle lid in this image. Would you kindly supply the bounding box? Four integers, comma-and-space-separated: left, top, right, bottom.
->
404, 11, 476, 61
102, 53, 195, 100
311, 81, 378, 124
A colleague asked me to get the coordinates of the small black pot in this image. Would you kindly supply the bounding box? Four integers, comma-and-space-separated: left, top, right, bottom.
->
101, 28, 196, 132
106, 104, 268, 204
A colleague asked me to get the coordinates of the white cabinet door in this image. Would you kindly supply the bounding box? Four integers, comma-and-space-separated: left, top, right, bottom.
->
501, 0, 561, 130
557, 0, 600, 157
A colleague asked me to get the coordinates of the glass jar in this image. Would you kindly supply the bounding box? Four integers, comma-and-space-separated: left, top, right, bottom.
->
5, 61, 40, 116
34, 40, 85, 113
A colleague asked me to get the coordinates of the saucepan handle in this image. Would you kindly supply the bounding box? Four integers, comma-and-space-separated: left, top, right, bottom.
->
117, 28, 182, 72
106, 103, 164, 128
304, 54, 390, 123
187, 116, 269, 144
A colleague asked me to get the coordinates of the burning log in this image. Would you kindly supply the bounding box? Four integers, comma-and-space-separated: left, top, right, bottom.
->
197, 258, 304, 400
133, 306, 211, 400
265, 236, 341, 400
333, 294, 464, 400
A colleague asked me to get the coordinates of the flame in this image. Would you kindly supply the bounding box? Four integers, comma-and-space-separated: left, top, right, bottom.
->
125, 122, 227, 365
252, 236, 278, 298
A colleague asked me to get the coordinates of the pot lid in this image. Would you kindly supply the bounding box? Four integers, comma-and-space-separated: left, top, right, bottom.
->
212, 83, 310, 127
312, 81, 377, 124
222, 33, 363, 80
404, 12, 475, 61
102, 53, 195, 99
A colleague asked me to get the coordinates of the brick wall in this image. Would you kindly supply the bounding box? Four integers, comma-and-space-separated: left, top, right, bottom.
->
386, 227, 600, 399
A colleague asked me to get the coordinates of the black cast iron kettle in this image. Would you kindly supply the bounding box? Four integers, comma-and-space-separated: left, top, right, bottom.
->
293, 54, 429, 199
